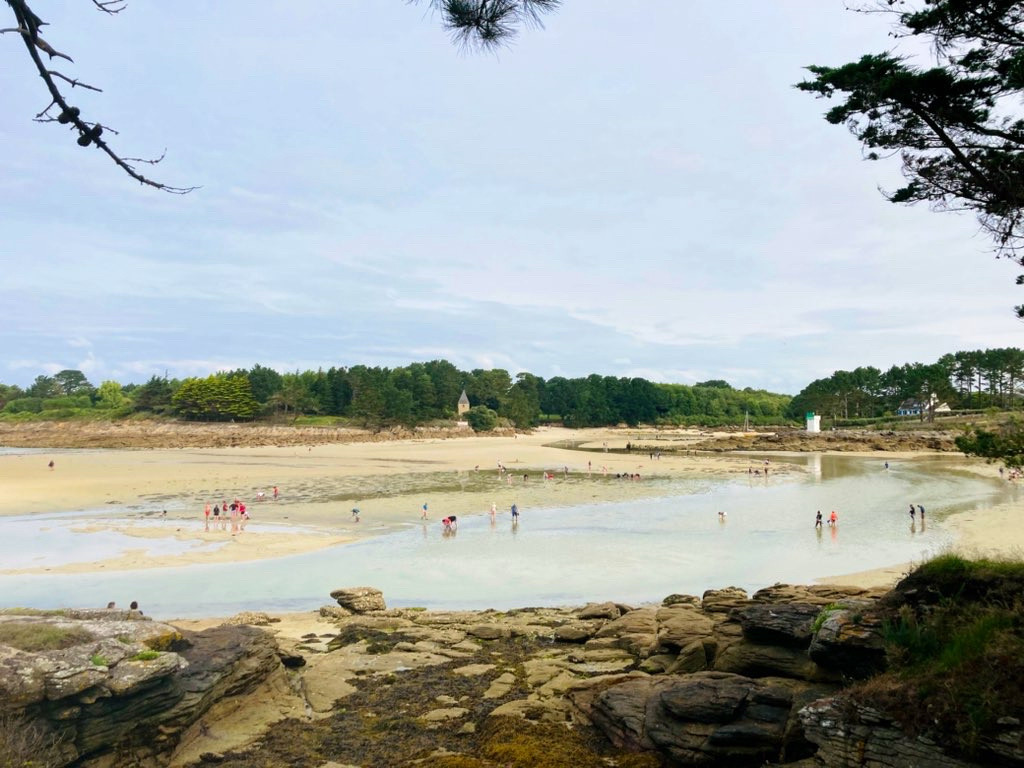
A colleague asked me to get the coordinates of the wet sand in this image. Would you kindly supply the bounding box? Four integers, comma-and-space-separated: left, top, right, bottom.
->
1, 427, 1020, 587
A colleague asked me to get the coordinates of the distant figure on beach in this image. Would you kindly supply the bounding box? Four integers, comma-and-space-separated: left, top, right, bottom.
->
442, 515, 457, 531
421, 502, 428, 519
884, 462, 889, 470
829, 510, 838, 527
351, 507, 360, 523
204, 503, 211, 521
48, 460, 55, 470
213, 504, 220, 519
908, 503, 916, 520
256, 491, 265, 501
815, 510, 822, 528
511, 503, 519, 520
490, 502, 497, 520
273, 486, 279, 500
129, 601, 141, 613
718, 510, 726, 522
917, 504, 925, 519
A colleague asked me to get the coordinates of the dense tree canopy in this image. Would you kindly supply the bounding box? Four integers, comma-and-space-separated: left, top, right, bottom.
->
11, 349, 1024, 429
0, 361, 791, 429
787, 347, 1024, 421
797, 0, 1024, 313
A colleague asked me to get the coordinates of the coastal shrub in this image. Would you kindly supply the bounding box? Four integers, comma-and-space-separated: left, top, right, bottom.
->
465, 406, 499, 432
881, 605, 940, 666
2, 397, 42, 414
0, 622, 94, 652
90, 653, 109, 667
914, 552, 1024, 582
0, 712, 68, 768
41, 395, 93, 411
851, 556, 1024, 760
130, 649, 160, 661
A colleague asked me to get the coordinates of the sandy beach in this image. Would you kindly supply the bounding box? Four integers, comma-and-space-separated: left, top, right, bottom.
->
1, 427, 1020, 589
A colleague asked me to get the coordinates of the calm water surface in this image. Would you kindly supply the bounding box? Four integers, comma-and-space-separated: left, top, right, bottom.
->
0, 454, 1014, 617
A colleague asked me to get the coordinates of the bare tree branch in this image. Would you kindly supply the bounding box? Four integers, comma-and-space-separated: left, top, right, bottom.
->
4, 0, 197, 193
7, 0, 557, 193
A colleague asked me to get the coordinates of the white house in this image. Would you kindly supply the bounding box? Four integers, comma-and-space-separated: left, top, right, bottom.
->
896, 393, 951, 417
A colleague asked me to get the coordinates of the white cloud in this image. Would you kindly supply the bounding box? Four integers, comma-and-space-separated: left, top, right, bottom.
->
1, 2, 1018, 395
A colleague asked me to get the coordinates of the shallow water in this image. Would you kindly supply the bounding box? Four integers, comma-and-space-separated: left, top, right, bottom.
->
0, 455, 1014, 617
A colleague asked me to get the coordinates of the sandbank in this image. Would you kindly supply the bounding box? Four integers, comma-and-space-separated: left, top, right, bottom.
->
1, 427, 1020, 589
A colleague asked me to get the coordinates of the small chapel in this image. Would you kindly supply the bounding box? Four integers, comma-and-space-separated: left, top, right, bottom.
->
457, 389, 470, 416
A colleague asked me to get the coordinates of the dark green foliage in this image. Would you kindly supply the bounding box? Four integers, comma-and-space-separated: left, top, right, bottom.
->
132, 375, 174, 412
0, 383, 24, 410
501, 372, 541, 428
3, 360, 793, 428
172, 374, 260, 421
246, 364, 283, 404
787, 347, 1024, 422
797, 1, 1024, 312
854, 554, 1024, 760
465, 405, 499, 432
955, 417, 1024, 467
25, 374, 61, 399
2, 396, 43, 414
52, 369, 93, 396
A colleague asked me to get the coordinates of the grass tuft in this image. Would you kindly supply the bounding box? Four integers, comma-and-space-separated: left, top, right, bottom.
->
852, 554, 1024, 760
0, 622, 95, 652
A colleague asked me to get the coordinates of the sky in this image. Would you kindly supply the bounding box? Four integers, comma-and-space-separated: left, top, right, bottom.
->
1, 1, 1021, 395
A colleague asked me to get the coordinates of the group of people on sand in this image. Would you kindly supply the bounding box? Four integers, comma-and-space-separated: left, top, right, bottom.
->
203, 498, 251, 534
908, 503, 925, 521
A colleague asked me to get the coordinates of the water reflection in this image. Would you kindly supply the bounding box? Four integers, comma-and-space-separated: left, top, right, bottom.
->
0, 454, 1012, 618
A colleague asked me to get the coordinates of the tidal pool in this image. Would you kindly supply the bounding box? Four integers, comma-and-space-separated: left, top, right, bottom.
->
0, 454, 1014, 618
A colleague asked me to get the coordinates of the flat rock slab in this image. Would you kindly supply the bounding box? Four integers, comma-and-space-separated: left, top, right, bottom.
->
452, 663, 496, 677
484, 672, 517, 699
420, 707, 470, 724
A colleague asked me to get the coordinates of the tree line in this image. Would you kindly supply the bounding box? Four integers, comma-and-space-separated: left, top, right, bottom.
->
786, 348, 1024, 422
0, 362, 789, 430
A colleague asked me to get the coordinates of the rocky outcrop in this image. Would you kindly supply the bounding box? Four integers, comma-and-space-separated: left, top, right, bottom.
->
806, 604, 886, 678
586, 671, 834, 766
4, 576, 1006, 768
800, 698, 984, 768
329, 587, 386, 613
0, 612, 288, 767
